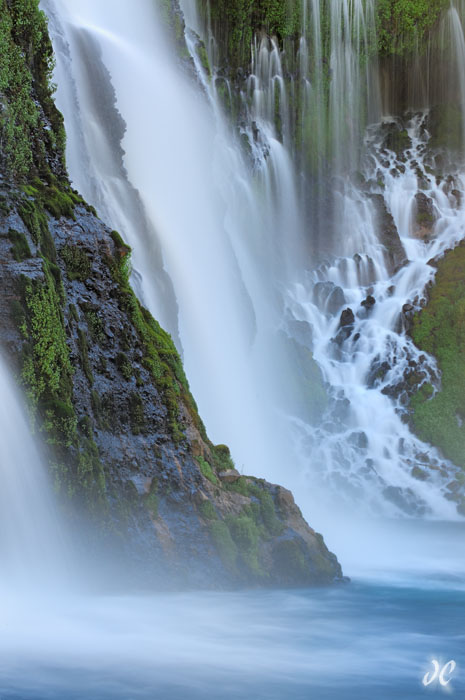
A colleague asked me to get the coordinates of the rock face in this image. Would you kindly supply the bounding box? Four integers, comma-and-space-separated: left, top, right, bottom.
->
412, 192, 437, 240
0, 183, 344, 589
370, 193, 407, 273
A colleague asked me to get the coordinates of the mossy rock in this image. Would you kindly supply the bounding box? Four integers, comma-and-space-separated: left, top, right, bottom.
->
410, 242, 465, 469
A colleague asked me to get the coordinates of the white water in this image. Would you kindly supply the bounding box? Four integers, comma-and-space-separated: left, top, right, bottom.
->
0, 356, 65, 590
42, 0, 465, 529
287, 113, 465, 519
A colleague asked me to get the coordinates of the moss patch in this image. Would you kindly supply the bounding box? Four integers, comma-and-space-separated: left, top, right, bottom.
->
410, 243, 465, 469
8, 228, 31, 261
196, 455, 219, 485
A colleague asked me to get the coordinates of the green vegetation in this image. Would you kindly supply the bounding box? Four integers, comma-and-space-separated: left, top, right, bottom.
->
226, 513, 262, 575
205, 0, 450, 71
128, 391, 146, 435
427, 104, 464, 155
207, 475, 285, 576
19, 264, 73, 410
410, 243, 465, 469
209, 520, 238, 569
107, 230, 208, 442
272, 538, 308, 579
196, 455, 219, 485
144, 478, 159, 518
8, 228, 31, 261
0, 0, 65, 179
205, 0, 302, 70
376, 0, 449, 56
198, 499, 218, 520
61, 244, 91, 282
212, 443, 235, 471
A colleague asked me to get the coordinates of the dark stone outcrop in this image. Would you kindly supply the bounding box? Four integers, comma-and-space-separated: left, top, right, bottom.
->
361, 295, 376, 312
340, 308, 355, 327
370, 193, 407, 273
412, 192, 437, 240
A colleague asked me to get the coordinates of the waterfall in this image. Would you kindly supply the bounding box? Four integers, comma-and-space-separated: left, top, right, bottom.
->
42, 0, 465, 523
43, 0, 301, 486
0, 356, 65, 590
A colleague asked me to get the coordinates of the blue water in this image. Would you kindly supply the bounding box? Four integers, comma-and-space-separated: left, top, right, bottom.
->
1, 576, 464, 699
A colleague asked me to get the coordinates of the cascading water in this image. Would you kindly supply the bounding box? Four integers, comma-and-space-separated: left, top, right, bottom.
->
288, 112, 465, 518
0, 356, 65, 590
43, 0, 465, 525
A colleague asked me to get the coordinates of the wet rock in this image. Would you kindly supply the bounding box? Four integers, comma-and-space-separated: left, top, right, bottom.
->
361, 295, 376, 312
287, 319, 313, 349
348, 431, 368, 449
313, 281, 345, 315
367, 359, 390, 388
370, 193, 407, 274
383, 485, 421, 514
334, 307, 355, 344
411, 466, 428, 481
383, 123, 412, 156
218, 469, 241, 483
401, 303, 416, 331
340, 307, 355, 327
412, 192, 437, 240
451, 189, 462, 207
332, 397, 350, 422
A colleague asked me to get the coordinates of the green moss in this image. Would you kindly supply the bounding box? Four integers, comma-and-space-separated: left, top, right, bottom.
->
272, 538, 308, 578
8, 228, 31, 261
212, 443, 235, 471
226, 513, 263, 576
210, 520, 238, 570
195, 41, 211, 77
18, 198, 48, 246
376, 0, 449, 56
144, 478, 159, 518
69, 303, 79, 323
77, 435, 106, 500
198, 499, 218, 520
41, 397, 77, 447
410, 243, 465, 469
205, 0, 303, 70
105, 230, 207, 442
10, 298, 27, 336
116, 351, 133, 381
0, 0, 65, 179
254, 488, 283, 535
428, 104, 464, 154
20, 263, 73, 410
85, 309, 105, 343
225, 475, 249, 496
128, 391, 146, 435
196, 455, 219, 485
61, 244, 91, 282
77, 328, 94, 385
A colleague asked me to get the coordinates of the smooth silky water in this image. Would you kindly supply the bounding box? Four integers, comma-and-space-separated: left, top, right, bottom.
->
3, 1, 464, 697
